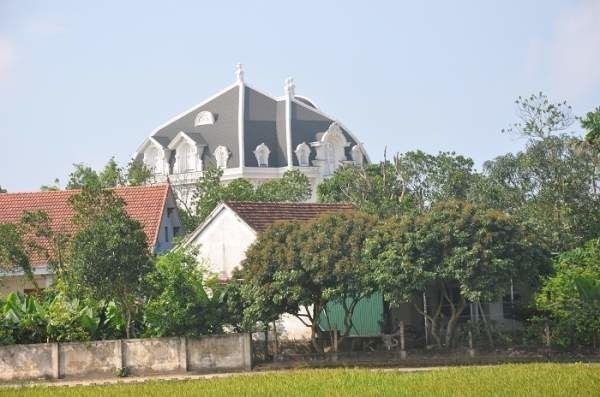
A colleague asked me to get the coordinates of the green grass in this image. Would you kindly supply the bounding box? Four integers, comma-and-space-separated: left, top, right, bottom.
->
3, 363, 600, 397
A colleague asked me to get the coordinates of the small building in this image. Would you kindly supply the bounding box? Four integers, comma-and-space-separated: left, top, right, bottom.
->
184, 201, 354, 339
0, 184, 182, 295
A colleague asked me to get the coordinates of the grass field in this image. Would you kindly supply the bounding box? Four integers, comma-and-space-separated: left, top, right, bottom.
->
3, 363, 600, 396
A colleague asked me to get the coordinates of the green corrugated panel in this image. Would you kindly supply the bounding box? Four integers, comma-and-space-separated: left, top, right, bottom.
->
318, 291, 384, 336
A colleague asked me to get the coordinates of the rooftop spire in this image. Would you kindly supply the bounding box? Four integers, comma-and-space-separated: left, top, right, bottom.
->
284, 77, 295, 98
235, 63, 244, 84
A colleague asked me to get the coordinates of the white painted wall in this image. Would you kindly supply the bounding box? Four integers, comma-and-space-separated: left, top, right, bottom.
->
188, 207, 256, 279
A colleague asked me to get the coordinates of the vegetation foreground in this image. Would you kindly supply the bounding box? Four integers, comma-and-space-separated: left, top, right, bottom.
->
4, 364, 600, 397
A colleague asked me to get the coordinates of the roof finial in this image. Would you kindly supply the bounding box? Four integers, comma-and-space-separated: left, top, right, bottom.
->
284, 77, 295, 98
235, 63, 244, 83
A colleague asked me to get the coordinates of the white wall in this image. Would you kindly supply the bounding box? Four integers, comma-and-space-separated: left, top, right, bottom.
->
0, 274, 53, 296
189, 207, 256, 279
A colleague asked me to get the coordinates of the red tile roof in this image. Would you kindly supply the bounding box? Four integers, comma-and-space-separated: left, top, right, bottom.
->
224, 201, 355, 232
0, 185, 171, 265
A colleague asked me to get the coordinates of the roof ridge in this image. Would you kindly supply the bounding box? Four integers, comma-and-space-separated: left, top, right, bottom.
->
0, 183, 170, 196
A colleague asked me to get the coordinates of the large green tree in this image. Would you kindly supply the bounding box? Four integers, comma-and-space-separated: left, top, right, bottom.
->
364, 200, 548, 348
318, 151, 475, 217
241, 211, 376, 351
471, 94, 600, 253
66, 186, 152, 338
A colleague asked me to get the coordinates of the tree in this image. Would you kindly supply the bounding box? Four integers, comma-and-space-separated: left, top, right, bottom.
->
66, 163, 101, 190
318, 161, 408, 218
187, 167, 312, 230
126, 158, 153, 186
318, 150, 475, 217
143, 249, 223, 337
536, 239, 600, 348
98, 157, 123, 188
0, 224, 33, 279
364, 200, 548, 348
472, 94, 600, 253
40, 178, 61, 191
0, 210, 69, 290
66, 186, 152, 338
582, 107, 600, 151
502, 92, 574, 139
255, 169, 312, 202
241, 211, 377, 351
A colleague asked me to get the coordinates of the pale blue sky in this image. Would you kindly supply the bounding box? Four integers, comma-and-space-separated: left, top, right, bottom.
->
1, 1, 599, 191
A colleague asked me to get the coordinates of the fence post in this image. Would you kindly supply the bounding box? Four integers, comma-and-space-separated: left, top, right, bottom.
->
544, 322, 551, 348
468, 330, 475, 358
399, 321, 407, 359
114, 339, 125, 373
243, 333, 253, 371
179, 336, 188, 372
51, 342, 60, 379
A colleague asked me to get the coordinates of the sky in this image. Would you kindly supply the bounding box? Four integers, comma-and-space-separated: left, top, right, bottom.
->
0, 1, 599, 192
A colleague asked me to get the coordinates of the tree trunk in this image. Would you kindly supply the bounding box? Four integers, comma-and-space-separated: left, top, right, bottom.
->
477, 301, 494, 348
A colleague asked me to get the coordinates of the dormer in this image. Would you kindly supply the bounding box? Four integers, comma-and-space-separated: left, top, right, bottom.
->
194, 111, 215, 126
295, 142, 311, 167
136, 137, 170, 175
214, 145, 230, 169
167, 132, 206, 174
311, 122, 350, 176
253, 143, 270, 167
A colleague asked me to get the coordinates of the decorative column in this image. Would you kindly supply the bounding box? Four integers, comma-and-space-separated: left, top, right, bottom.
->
236, 63, 245, 170
284, 77, 295, 168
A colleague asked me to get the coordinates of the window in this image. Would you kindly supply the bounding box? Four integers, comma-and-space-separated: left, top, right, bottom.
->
167, 207, 174, 218
194, 111, 215, 126
214, 146, 230, 168
314, 122, 349, 176
351, 144, 364, 166
176, 142, 196, 173
295, 142, 311, 166
164, 226, 170, 243
253, 143, 270, 167
173, 227, 181, 237
143, 147, 160, 173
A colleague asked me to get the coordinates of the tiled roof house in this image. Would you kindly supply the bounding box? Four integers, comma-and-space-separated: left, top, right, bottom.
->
0, 184, 182, 294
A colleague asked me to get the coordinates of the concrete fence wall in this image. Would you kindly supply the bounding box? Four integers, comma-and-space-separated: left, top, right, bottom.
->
0, 333, 252, 381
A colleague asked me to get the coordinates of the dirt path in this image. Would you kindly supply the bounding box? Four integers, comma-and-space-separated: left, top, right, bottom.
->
1, 366, 446, 389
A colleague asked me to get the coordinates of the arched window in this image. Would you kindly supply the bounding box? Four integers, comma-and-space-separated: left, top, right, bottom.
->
295, 142, 311, 166
186, 144, 196, 171
214, 146, 230, 169
253, 143, 270, 167
194, 111, 215, 126
315, 122, 349, 176
351, 144, 364, 166
177, 143, 190, 173
143, 147, 160, 173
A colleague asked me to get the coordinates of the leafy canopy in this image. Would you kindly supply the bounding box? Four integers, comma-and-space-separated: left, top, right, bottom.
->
364, 200, 548, 347
66, 186, 152, 338
241, 211, 376, 351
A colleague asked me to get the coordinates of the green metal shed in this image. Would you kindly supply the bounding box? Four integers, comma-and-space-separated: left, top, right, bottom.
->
318, 291, 384, 336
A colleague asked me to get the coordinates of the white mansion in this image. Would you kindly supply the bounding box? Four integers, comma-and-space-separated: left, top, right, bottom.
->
134, 65, 369, 202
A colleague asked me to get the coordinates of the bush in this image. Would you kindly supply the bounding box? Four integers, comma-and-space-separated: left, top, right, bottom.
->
143, 249, 224, 337
535, 239, 600, 349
